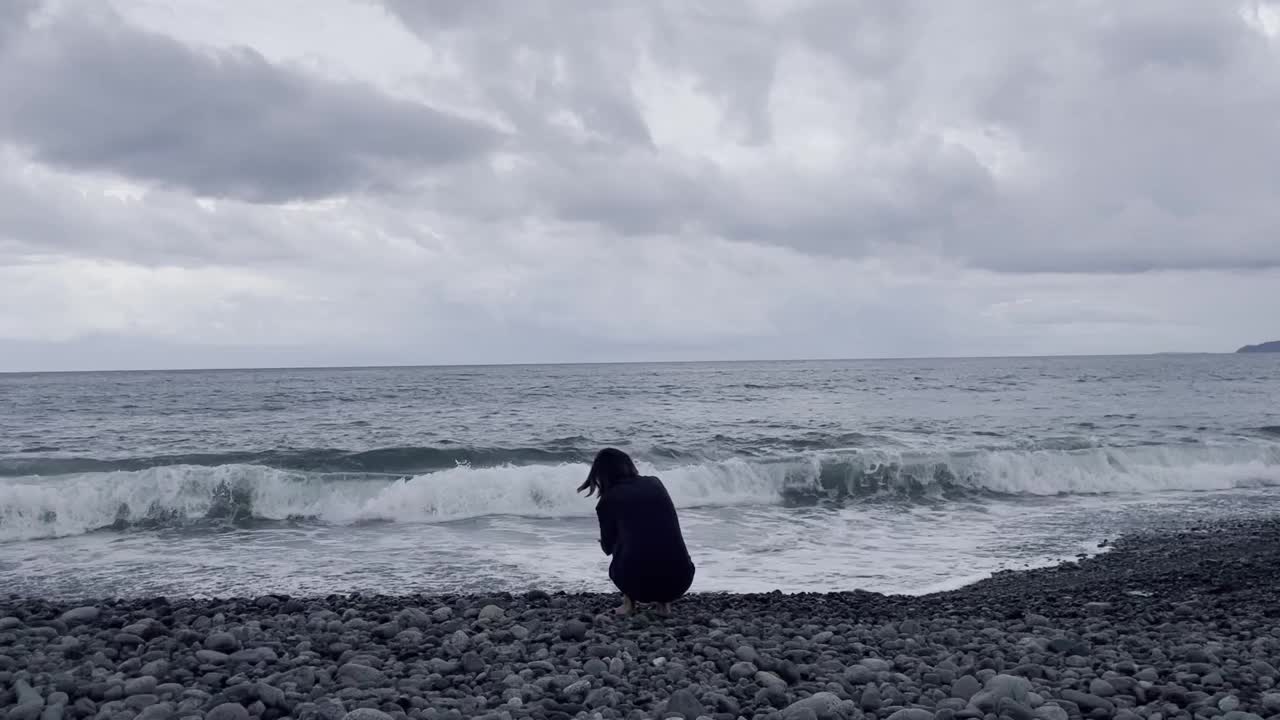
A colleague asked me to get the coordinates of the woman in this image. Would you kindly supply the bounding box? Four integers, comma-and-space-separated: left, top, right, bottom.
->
579, 447, 695, 616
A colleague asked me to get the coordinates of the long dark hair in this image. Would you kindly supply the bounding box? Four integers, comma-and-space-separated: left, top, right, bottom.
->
578, 447, 639, 498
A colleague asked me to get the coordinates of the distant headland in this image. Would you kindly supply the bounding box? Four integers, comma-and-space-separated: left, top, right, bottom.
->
1236, 340, 1280, 353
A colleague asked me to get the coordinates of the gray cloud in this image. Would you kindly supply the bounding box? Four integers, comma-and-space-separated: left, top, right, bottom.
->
380, 0, 1280, 274
384, 0, 656, 151
0, 0, 1277, 370
0, 0, 38, 50
0, 5, 500, 203
0, 155, 315, 267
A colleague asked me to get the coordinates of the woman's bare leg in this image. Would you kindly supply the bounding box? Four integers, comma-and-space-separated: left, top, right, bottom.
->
614, 595, 635, 615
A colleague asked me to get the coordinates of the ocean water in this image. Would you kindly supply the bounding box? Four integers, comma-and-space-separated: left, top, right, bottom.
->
1, 355, 1278, 600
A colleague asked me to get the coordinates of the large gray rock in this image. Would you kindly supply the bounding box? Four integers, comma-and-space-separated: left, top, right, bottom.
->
255, 683, 285, 709
336, 662, 386, 687
586, 687, 618, 709
122, 620, 163, 639
972, 674, 1032, 712
952, 675, 982, 701
313, 701, 347, 720
987, 674, 1032, 703
478, 604, 505, 621
1253, 661, 1279, 678
154, 684, 184, 699
998, 698, 1035, 720
559, 620, 587, 641
276, 666, 317, 692
58, 607, 99, 625
461, 652, 485, 674
445, 630, 469, 652
783, 693, 844, 720
563, 679, 591, 698
1261, 693, 1280, 713
194, 650, 229, 665
14, 679, 44, 707
1089, 679, 1116, 697
427, 658, 459, 675
846, 665, 875, 685
217, 684, 258, 706
396, 608, 430, 628
204, 632, 240, 653
756, 671, 788, 690
140, 660, 170, 677
135, 703, 173, 720
886, 710, 935, 720
123, 695, 159, 711
341, 711, 392, 720
729, 662, 756, 681
1033, 707, 1068, 720
229, 647, 277, 664
124, 676, 158, 696
664, 689, 704, 720
205, 703, 249, 720
7, 707, 41, 720
392, 629, 423, 645
1059, 690, 1115, 714
860, 686, 881, 711
706, 693, 740, 716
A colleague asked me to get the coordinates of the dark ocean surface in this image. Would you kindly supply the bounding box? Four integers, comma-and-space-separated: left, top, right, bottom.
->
2, 355, 1277, 597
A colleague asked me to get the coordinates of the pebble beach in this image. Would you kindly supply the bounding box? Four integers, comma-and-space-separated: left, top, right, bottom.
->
3, 518, 1279, 720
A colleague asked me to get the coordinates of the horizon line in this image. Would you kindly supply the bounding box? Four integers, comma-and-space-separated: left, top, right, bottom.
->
0, 349, 1239, 375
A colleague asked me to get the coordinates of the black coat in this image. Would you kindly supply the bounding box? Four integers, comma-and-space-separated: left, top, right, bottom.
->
596, 475, 695, 603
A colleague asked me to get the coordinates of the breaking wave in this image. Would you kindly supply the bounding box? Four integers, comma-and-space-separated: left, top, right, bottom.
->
2, 442, 1279, 542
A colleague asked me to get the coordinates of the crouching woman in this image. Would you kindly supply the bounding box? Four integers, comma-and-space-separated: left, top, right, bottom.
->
579, 448, 696, 615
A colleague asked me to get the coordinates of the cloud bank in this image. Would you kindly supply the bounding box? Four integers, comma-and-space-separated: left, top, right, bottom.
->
0, 0, 1277, 370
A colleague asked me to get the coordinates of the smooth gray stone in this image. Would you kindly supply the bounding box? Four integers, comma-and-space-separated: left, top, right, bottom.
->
782, 693, 842, 720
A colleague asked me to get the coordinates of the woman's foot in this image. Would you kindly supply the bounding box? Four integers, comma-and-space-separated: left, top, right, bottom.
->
655, 602, 672, 617
614, 595, 635, 616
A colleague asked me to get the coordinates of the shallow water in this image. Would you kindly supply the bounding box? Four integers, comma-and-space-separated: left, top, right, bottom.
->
2, 355, 1278, 598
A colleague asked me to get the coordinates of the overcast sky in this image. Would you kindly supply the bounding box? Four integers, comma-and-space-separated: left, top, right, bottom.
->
2, 0, 1278, 371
